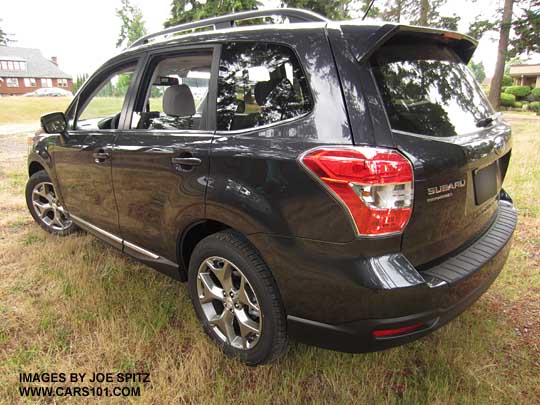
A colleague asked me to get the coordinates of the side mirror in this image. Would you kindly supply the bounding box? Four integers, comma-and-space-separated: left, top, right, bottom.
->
41, 112, 67, 134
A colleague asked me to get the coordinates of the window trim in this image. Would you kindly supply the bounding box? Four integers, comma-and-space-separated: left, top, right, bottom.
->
214, 41, 315, 134
6, 77, 19, 87
126, 43, 221, 133
70, 56, 145, 131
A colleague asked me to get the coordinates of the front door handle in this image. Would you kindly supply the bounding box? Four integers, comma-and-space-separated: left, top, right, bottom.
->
93, 150, 110, 164
171, 157, 202, 166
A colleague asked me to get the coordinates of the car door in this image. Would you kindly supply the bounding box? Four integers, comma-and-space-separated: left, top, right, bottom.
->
111, 45, 219, 260
53, 58, 143, 244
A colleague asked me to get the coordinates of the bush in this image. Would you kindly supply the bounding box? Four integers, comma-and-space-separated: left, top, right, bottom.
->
530, 101, 540, 112
505, 85, 532, 98
500, 93, 516, 107
501, 86, 508, 93
531, 87, 540, 100
515, 101, 523, 109
502, 75, 513, 86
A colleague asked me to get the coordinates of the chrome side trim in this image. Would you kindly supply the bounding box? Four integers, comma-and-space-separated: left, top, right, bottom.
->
70, 214, 122, 244
71, 215, 161, 260
124, 240, 160, 259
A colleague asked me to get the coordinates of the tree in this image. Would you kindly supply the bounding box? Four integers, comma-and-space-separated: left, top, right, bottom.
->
165, 0, 261, 26
73, 73, 89, 94
510, 0, 540, 56
279, 0, 349, 20
116, 0, 148, 48
468, 60, 486, 83
0, 19, 12, 45
488, 0, 514, 109
376, 0, 456, 28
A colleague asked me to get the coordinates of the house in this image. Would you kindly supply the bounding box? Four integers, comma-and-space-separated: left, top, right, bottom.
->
509, 63, 540, 87
0, 46, 72, 96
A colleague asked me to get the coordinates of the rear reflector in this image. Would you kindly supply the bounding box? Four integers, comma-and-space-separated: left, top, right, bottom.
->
372, 323, 424, 337
299, 147, 413, 236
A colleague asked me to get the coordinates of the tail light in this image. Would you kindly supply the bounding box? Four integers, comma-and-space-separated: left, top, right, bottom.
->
299, 146, 413, 236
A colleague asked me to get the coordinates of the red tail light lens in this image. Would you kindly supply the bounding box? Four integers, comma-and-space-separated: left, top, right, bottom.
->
300, 147, 413, 236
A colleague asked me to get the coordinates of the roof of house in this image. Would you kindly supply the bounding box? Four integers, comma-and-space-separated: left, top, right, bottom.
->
509, 63, 540, 77
0, 46, 71, 79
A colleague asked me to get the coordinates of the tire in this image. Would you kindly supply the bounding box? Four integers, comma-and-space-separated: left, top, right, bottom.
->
188, 230, 287, 365
25, 170, 78, 236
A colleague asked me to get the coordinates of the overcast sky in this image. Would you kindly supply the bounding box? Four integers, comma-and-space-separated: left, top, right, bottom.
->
3, 0, 538, 78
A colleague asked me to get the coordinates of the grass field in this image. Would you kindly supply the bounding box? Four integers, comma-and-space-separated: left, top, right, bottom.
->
0, 114, 539, 403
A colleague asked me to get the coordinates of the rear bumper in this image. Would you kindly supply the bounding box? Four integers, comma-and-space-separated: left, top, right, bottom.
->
250, 201, 517, 353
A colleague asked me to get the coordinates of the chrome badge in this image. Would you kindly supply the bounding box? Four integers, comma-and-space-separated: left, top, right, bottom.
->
427, 179, 466, 202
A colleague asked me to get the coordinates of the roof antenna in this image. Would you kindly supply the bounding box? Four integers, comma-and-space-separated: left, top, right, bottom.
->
362, 0, 376, 20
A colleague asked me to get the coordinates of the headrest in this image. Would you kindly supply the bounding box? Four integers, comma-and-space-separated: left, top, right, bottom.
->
236, 99, 245, 113
163, 84, 195, 117
254, 81, 275, 106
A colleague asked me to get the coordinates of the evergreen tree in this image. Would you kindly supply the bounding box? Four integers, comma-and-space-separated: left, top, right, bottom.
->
0, 19, 12, 45
468, 60, 486, 83
116, 0, 148, 48
488, 0, 514, 108
165, 0, 261, 27
510, 0, 540, 56
279, 0, 349, 20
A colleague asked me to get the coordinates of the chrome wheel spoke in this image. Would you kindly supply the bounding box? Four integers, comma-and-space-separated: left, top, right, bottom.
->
238, 277, 260, 313
207, 259, 234, 292
210, 309, 236, 343
198, 273, 224, 303
32, 200, 52, 217
235, 308, 260, 337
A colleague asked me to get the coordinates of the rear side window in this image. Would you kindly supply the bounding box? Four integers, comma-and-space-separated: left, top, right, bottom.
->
217, 42, 313, 131
372, 45, 492, 137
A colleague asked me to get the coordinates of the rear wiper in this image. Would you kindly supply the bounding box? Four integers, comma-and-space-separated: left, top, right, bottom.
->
476, 115, 495, 128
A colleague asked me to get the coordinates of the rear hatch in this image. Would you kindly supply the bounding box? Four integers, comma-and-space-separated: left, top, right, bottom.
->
357, 27, 511, 266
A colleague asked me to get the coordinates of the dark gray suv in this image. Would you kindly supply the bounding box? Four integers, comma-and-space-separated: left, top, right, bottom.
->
26, 9, 516, 365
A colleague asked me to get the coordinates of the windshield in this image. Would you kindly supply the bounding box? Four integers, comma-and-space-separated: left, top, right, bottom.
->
372, 45, 493, 137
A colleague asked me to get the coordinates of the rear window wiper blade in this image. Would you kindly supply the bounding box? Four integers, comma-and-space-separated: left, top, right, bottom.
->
476, 115, 495, 128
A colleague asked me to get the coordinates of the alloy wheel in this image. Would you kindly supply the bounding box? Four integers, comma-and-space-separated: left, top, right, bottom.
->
31, 182, 72, 231
196, 256, 262, 349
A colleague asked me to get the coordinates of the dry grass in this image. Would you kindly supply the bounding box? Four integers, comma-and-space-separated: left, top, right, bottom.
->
0, 116, 539, 404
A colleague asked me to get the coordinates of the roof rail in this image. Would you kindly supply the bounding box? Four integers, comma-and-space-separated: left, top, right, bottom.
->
130, 8, 329, 48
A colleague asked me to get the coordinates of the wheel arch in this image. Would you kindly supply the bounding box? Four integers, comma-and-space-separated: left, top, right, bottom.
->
28, 160, 46, 177
177, 218, 270, 282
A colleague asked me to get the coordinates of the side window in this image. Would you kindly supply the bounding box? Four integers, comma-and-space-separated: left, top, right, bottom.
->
76, 64, 136, 130
131, 51, 212, 131
217, 42, 313, 131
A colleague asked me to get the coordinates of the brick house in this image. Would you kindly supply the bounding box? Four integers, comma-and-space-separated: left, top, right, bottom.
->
509, 63, 540, 88
0, 46, 72, 96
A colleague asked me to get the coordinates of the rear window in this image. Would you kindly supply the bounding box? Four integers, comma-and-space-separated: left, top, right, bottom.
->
217, 42, 313, 131
372, 45, 492, 137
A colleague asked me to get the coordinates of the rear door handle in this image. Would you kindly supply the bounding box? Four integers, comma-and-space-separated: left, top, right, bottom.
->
171, 157, 202, 166
93, 150, 110, 163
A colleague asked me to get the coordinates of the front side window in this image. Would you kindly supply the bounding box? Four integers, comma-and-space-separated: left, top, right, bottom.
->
217, 42, 313, 131
131, 51, 212, 130
372, 45, 492, 137
76, 64, 136, 130
6, 78, 18, 87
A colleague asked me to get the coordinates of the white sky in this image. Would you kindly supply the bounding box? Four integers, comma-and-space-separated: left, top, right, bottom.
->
3, 0, 539, 78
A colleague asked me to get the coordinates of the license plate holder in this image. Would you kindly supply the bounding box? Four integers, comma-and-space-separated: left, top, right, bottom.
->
473, 161, 499, 205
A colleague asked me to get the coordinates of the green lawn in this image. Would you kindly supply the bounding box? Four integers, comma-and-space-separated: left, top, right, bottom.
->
0, 97, 72, 126
0, 113, 538, 403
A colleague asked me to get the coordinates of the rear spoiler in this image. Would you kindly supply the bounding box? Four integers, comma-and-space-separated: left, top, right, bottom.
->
338, 22, 478, 64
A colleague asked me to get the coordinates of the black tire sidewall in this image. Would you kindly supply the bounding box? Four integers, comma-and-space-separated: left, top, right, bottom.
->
25, 170, 77, 236
188, 233, 285, 365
